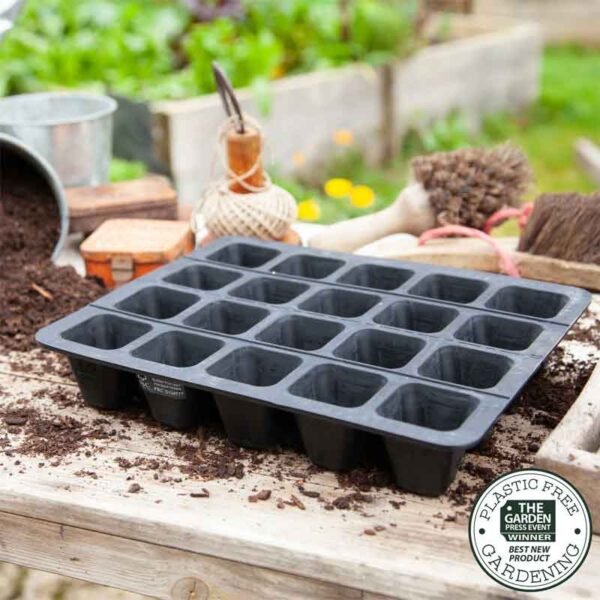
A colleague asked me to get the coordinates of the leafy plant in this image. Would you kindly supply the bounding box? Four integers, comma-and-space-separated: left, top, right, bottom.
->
184, 17, 283, 94
0, 0, 190, 100
350, 0, 417, 65
0, 0, 418, 101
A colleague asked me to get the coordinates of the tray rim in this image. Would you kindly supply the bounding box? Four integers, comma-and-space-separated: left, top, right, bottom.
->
36, 237, 592, 455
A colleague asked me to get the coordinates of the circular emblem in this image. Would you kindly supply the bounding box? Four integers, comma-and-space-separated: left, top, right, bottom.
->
469, 468, 592, 592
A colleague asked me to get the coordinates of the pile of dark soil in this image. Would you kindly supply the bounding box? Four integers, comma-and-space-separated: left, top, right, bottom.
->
0, 152, 105, 352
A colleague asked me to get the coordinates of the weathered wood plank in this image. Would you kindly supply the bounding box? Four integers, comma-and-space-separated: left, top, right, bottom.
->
575, 138, 600, 186
394, 21, 541, 135
0, 512, 364, 600
353, 236, 600, 291
536, 362, 600, 532
475, 0, 600, 44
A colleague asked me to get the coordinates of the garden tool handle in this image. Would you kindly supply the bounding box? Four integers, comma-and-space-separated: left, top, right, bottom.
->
226, 126, 265, 193
309, 183, 435, 253
212, 62, 245, 133
212, 62, 265, 193
309, 203, 402, 252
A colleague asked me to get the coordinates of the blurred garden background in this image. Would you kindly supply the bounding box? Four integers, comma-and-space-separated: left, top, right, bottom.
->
284, 44, 600, 225
2, 0, 598, 231
0, 0, 599, 222
1, 1, 599, 598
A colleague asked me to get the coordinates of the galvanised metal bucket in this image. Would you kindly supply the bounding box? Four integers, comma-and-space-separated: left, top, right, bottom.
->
0, 0, 25, 41
0, 92, 117, 188
0, 132, 69, 262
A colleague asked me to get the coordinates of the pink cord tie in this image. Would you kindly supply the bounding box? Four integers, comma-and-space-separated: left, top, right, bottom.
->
418, 225, 521, 278
483, 202, 534, 235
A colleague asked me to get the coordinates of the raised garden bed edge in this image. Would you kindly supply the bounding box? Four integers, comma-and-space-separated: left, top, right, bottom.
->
152, 15, 542, 205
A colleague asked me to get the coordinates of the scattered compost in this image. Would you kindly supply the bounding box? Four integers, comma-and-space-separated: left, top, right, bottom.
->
0, 152, 105, 352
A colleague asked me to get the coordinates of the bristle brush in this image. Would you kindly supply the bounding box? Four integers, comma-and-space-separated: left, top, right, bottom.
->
518, 192, 600, 265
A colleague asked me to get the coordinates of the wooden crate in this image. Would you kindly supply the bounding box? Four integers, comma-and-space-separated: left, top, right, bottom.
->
67, 176, 178, 234
152, 18, 541, 204
536, 361, 600, 532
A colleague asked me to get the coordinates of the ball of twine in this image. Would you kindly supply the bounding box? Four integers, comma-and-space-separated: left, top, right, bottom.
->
196, 115, 297, 240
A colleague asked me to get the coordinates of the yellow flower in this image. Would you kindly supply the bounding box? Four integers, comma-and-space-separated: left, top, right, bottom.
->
292, 151, 306, 167
297, 198, 321, 222
271, 64, 285, 79
324, 178, 353, 199
333, 129, 354, 146
350, 185, 375, 209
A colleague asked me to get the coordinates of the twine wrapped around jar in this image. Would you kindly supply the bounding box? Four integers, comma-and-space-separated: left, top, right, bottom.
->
193, 115, 297, 240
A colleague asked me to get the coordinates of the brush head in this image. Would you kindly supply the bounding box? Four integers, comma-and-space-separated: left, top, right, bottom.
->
517, 192, 600, 265
410, 144, 532, 229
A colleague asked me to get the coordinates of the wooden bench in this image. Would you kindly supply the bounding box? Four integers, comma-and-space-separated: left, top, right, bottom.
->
1, 231, 598, 599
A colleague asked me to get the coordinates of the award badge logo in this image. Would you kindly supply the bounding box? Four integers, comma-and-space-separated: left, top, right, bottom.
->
469, 468, 592, 592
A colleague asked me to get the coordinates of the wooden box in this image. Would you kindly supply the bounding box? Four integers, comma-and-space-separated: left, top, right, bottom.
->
80, 219, 195, 289
536, 362, 600, 532
67, 176, 178, 234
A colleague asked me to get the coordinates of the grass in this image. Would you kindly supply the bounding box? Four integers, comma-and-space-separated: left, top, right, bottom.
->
279, 46, 600, 226
109, 158, 148, 182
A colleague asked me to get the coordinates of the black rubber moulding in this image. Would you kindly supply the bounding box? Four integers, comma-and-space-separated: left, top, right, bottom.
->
36, 237, 591, 496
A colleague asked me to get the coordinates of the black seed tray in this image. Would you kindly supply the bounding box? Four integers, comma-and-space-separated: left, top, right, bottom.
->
36, 237, 591, 495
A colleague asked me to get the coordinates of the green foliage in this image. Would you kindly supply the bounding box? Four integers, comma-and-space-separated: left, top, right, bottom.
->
185, 18, 284, 95
277, 148, 408, 224
109, 158, 148, 182
537, 46, 600, 130
0, 0, 190, 100
0, 0, 417, 101
350, 0, 416, 65
243, 0, 346, 73
184, 0, 417, 99
402, 113, 475, 155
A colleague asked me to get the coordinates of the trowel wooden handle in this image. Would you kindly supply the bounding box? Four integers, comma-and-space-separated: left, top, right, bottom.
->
226, 125, 264, 193
310, 184, 436, 253
309, 204, 402, 253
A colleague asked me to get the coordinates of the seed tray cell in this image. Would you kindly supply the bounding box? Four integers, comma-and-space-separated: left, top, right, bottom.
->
37, 237, 590, 496
196, 237, 587, 325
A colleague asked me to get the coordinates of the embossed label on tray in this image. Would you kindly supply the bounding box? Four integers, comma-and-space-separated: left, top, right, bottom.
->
137, 374, 185, 399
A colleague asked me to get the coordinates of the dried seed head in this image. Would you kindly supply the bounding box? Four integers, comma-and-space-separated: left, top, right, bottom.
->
518, 192, 600, 265
410, 144, 532, 229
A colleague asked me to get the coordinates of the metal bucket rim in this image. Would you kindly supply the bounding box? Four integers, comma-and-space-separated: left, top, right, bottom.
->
0, 131, 69, 262
0, 92, 117, 127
